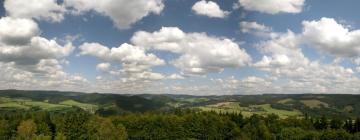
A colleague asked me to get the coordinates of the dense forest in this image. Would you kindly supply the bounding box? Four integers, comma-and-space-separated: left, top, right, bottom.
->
1, 109, 360, 140
3, 90, 360, 139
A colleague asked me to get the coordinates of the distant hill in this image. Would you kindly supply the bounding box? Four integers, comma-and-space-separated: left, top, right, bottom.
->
1, 90, 360, 118
0, 90, 169, 115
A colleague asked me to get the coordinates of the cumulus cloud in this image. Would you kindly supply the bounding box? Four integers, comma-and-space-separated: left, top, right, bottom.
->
213, 76, 274, 94
4, 0, 164, 29
80, 43, 165, 73
0, 17, 87, 91
356, 67, 360, 73
252, 26, 360, 94
96, 63, 111, 72
0, 17, 39, 45
301, 17, 360, 57
192, 0, 230, 18
64, 0, 164, 29
166, 74, 185, 80
0, 36, 74, 65
4, 0, 66, 22
131, 27, 251, 76
0, 17, 74, 66
79, 42, 165, 81
236, 0, 305, 14
240, 21, 277, 38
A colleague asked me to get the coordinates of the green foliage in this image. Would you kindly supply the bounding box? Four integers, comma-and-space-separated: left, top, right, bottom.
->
0, 109, 360, 140
4, 90, 360, 139
86, 116, 127, 140
16, 119, 37, 140
278, 127, 307, 140
320, 129, 352, 140
0, 119, 11, 139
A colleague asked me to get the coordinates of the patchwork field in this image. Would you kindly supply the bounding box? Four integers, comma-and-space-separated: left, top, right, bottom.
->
59, 100, 98, 113
300, 99, 329, 108
0, 97, 98, 112
195, 102, 302, 118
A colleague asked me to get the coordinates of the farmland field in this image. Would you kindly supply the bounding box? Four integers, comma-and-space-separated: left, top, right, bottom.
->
195, 102, 302, 118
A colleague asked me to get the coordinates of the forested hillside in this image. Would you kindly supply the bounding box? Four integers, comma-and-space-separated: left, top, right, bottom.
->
2, 90, 360, 139
2, 90, 360, 118
1, 109, 360, 139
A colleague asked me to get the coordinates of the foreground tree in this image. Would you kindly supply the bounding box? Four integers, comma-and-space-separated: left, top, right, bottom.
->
86, 116, 127, 140
16, 119, 37, 140
0, 119, 11, 139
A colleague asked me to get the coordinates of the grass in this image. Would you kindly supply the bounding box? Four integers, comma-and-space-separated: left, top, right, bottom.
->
0, 102, 30, 109
195, 102, 302, 118
277, 98, 294, 104
0, 97, 97, 113
343, 105, 354, 112
168, 97, 211, 108
59, 100, 98, 113
300, 99, 329, 108
23, 101, 69, 110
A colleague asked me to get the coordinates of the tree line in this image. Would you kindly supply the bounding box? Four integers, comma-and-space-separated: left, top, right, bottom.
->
2, 109, 360, 140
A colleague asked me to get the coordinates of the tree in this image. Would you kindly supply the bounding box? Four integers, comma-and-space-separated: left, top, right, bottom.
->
343, 118, 353, 133
314, 116, 328, 130
0, 119, 11, 139
320, 129, 351, 140
54, 133, 67, 140
355, 118, 360, 133
16, 119, 37, 140
62, 112, 89, 139
353, 132, 360, 140
86, 116, 127, 140
241, 115, 275, 140
320, 115, 328, 130
33, 134, 51, 140
277, 127, 306, 140
330, 118, 342, 129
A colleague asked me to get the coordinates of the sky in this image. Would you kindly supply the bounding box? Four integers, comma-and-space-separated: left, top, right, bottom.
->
1, 0, 360, 95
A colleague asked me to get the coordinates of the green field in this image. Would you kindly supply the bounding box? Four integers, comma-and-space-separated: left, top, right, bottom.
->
0, 97, 68, 110
168, 97, 210, 107
0, 97, 98, 112
195, 102, 302, 118
59, 100, 98, 113
300, 99, 329, 108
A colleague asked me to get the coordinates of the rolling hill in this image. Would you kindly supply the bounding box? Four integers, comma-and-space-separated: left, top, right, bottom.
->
1, 90, 360, 118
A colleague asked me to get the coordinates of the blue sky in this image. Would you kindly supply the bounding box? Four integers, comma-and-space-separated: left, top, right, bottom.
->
1, 0, 360, 95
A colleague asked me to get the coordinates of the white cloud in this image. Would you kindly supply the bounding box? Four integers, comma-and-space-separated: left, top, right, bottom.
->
64, 0, 164, 29
352, 57, 360, 65
131, 27, 186, 53
129, 71, 165, 81
0, 36, 74, 65
192, 0, 230, 18
252, 27, 360, 94
78, 43, 110, 59
131, 27, 251, 76
0, 17, 87, 91
80, 43, 165, 73
4, 0, 65, 22
5, 0, 164, 29
240, 21, 277, 38
0, 17, 74, 66
236, 0, 305, 14
0, 17, 39, 45
79, 42, 165, 82
212, 76, 275, 94
96, 63, 111, 72
301, 17, 360, 57
166, 74, 185, 80
240, 21, 271, 33
356, 67, 360, 73
111, 43, 165, 73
